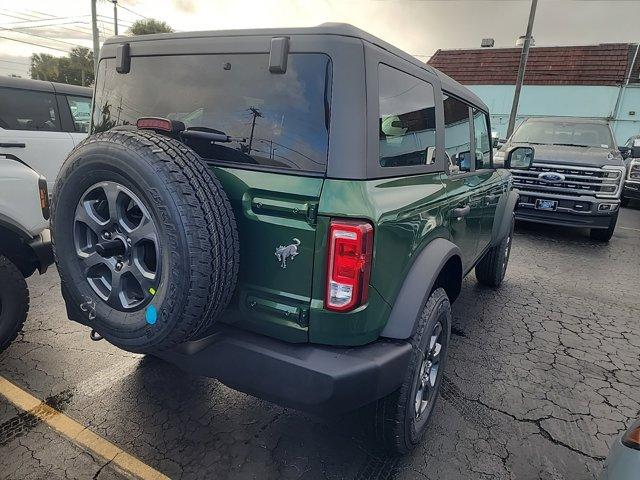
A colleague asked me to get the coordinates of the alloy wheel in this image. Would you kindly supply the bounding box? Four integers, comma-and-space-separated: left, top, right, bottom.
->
73, 181, 160, 311
415, 320, 444, 418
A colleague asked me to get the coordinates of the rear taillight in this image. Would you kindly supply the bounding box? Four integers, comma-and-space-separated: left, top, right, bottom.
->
136, 117, 172, 131
622, 419, 640, 451
38, 177, 49, 220
325, 219, 374, 312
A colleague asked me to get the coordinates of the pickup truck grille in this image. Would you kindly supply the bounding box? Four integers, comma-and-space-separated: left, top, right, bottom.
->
511, 163, 622, 197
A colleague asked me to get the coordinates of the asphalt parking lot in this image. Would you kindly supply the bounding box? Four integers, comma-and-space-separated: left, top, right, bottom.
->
1, 204, 639, 480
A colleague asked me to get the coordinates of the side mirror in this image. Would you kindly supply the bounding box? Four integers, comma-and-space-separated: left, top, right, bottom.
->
632, 146, 640, 158
619, 146, 631, 159
505, 146, 534, 170
492, 138, 506, 149
456, 151, 472, 172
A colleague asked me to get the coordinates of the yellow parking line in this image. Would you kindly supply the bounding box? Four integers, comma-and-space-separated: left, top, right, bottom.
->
0, 376, 170, 480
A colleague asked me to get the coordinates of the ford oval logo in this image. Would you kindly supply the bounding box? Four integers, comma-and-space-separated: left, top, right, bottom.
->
538, 172, 565, 184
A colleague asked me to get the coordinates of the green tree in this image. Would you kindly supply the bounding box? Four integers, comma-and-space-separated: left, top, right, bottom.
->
30, 47, 94, 86
127, 19, 173, 35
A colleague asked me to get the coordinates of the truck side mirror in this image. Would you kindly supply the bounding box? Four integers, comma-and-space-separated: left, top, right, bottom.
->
505, 146, 534, 170
619, 146, 631, 159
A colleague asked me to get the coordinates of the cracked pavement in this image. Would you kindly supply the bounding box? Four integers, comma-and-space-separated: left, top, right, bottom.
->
1, 205, 639, 479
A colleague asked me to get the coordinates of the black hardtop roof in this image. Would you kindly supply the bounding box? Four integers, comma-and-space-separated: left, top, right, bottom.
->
103, 22, 487, 110
0, 76, 92, 97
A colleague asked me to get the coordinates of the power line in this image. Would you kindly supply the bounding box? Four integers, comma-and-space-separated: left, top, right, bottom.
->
0, 34, 71, 53
117, 3, 149, 20
0, 58, 31, 65
0, 26, 89, 48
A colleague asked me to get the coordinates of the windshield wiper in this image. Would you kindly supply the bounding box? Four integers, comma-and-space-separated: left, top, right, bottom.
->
180, 126, 246, 144
552, 143, 588, 148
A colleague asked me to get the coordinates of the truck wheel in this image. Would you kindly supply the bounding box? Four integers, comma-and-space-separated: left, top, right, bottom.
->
590, 212, 618, 242
52, 130, 239, 353
620, 196, 630, 208
0, 256, 29, 353
475, 216, 514, 288
374, 288, 451, 454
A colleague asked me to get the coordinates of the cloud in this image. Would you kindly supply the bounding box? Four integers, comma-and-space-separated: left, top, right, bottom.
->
172, 0, 196, 13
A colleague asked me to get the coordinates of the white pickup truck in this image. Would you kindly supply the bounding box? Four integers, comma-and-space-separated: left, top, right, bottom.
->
0, 153, 53, 352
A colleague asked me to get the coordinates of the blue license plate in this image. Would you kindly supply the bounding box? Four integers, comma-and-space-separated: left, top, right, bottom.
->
535, 199, 558, 211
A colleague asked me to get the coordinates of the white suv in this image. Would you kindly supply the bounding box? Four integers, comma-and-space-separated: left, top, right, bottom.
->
0, 152, 54, 352
0, 77, 92, 192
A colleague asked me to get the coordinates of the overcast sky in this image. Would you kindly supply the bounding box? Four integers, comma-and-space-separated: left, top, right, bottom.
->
1, 0, 639, 78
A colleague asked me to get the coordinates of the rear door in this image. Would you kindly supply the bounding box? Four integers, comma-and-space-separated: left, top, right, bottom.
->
471, 107, 506, 253
213, 168, 322, 342
440, 93, 483, 271
0, 86, 74, 191
92, 52, 332, 342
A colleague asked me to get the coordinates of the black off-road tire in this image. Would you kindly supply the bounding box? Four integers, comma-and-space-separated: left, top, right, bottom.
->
52, 130, 239, 353
374, 288, 451, 454
590, 212, 618, 242
620, 196, 630, 208
475, 216, 514, 288
0, 256, 29, 353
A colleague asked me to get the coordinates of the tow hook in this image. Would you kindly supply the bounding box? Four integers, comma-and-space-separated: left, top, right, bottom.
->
90, 329, 103, 342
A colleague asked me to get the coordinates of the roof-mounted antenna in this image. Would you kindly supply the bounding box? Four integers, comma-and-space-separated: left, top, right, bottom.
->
269, 37, 290, 74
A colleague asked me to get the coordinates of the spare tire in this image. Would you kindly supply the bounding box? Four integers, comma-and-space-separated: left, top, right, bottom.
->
51, 130, 239, 353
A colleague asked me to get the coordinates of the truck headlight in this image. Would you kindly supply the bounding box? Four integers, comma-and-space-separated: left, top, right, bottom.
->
630, 160, 640, 180
598, 166, 625, 198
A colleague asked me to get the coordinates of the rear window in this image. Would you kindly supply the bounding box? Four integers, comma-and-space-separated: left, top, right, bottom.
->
93, 53, 332, 173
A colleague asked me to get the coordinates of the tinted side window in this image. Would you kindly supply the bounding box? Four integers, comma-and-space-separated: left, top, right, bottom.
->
443, 94, 471, 172
472, 108, 491, 169
378, 64, 436, 168
0, 87, 60, 131
93, 54, 332, 173
66, 95, 92, 133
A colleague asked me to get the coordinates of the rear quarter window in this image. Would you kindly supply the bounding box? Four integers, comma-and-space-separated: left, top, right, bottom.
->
93, 53, 332, 174
378, 64, 436, 168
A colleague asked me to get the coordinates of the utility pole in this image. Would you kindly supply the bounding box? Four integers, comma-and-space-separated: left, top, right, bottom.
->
506, 0, 538, 138
247, 107, 262, 153
112, 0, 119, 35
91, 0, 100, 73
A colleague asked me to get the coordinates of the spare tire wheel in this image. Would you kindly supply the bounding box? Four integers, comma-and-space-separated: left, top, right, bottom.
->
51, 130, 239, 353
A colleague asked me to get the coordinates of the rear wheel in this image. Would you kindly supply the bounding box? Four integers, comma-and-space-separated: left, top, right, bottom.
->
52, 130, 239, 353
374, 288, 451, 454
0, 256, 29, 353
475, 216, 514, 288
590, 212, 618, 242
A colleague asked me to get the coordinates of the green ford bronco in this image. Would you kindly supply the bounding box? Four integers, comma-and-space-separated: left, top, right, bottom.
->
52, 24, 533, 453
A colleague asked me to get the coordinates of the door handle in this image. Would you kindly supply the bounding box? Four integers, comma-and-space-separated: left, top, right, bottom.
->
451, 205, 471, 218
0, 142, 25, 148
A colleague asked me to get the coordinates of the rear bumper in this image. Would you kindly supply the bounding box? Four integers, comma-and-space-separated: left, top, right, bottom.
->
157, 324, 412, 414
27, 229, 53, 274
515, 190, 618, 229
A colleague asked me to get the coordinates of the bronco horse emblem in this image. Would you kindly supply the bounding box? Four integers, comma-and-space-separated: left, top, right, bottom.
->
275, 238, 300, 269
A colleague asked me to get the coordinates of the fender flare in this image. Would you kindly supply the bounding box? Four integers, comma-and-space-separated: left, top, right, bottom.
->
380, 237, 461, 340
491, 190, 518, 246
